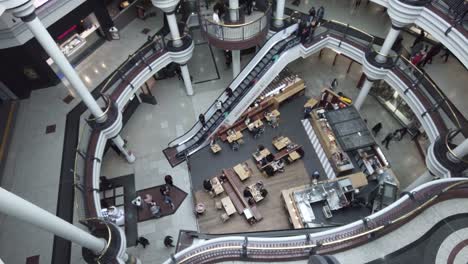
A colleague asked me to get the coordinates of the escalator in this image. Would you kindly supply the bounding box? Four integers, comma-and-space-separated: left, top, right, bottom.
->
163, 25, 301, 167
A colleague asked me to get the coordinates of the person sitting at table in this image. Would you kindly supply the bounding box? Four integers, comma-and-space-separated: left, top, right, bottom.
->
257, 144, 265, 151
203, 179, 213, 192
244, 116, 251, 126
260, 188, 268, 198
264, 165, 275, 176
243, 187, 253, 198
248, 197, 255, 206
255, 181, 264, 190
274, 160, 285, 172
260, 157, 268, 166
266, 153, 275, 162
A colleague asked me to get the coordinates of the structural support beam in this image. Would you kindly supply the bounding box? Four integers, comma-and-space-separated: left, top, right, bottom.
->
274, 0, 285, 28
180, 64, 194, 95
0, 187, 107, 254
112, 135, 136, 163
21, 14, 107, 122
354, 78, 374, 110
167, 13, 182, 47
375, 25, 401, 63
229, 0, 239, 21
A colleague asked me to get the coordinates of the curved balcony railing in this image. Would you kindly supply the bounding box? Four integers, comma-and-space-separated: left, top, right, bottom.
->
73, 33, 193, 219
429, 0, 468, 33
165, 178, 468, 263
164, 14, 464, 167
197, 1, 272, 49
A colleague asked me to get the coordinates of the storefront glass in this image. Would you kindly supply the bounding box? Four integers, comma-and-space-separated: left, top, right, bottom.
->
372, 81, 421, 132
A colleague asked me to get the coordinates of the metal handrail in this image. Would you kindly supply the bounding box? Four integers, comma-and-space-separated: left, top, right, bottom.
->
445, 130, 468, 163
173, 179, 468, 263
201, 5, 271, 28
397, 55, 461, 129
85, 95, 112, 122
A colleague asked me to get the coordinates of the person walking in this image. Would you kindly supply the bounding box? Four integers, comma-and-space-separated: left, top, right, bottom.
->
381, 132, 394, 149
246, 0, 253, 15
136, 236, 150, 248
292, 0, 301, 7
160, 185, 175, 209
316, 6, 325, 25
164, 236, 175, 247
440, 47, 450, 63
411, 29, 425, 48
331, 78, 338, 90
164, 175, 174, 186
371, 122, 383, 136
420, 43, 443, 67
308, 7, 316, 22
410, 51, 424, 66
199, 113, 207, 130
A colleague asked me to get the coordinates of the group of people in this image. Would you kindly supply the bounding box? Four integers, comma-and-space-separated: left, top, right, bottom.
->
371, 122, 409, 149
297, 6, 325, 44
138, 175, 176, 219
135, 235, 175, 249
410, 30, 449, 68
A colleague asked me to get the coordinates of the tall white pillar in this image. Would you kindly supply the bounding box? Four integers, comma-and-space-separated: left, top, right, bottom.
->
112, 135, 136, 163
232, 50, 241, 78
274, 0, 285, 28
375, 26, 401, 63
0, 187, 106, 254
447, 138, 468, 163
180, 64, 194, 95
22, 15, 107, 122
167, 13, 183, 47
354, 78, 374, 110
229, 0, 239, 21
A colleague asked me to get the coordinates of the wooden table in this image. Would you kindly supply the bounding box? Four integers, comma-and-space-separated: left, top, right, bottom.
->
288, 151, 301, 162
252, 148, 271, 162
233, 163, 251, 181
211, 176, 224, 195
221, 196, 236, 216
247, 119, 264, 131
211, 144, 222, 153
272, 136, 292, 150
304, 98, 318, 108
227, 131, 243, 143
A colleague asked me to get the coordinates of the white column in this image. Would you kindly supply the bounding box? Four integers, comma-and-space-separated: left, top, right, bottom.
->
354, 78, 374, 110
274, 0, 285, 28
23, 16, 107, 122
167, 13, 182, 47
0, 187, 106, 254
376, 27, 401, 63
180, 65, 194, 95
447, 138, 468, 163
232, 50, 241, 78
112, 135, 136, 163
229, 0, 239, 22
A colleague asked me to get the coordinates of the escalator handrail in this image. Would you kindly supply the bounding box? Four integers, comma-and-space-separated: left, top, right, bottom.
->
167, 24, 299, 148
168, 20, 376, 150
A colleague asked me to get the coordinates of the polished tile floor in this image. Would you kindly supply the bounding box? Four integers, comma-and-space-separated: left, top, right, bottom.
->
0, 1, 466, 263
